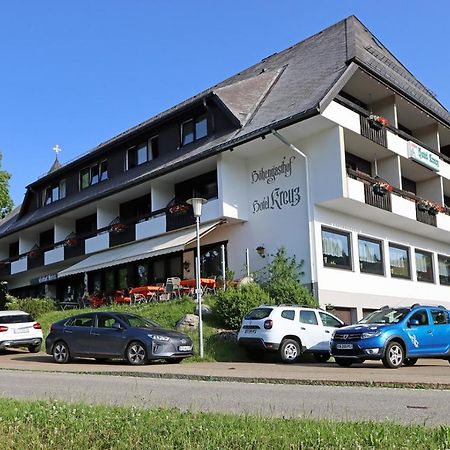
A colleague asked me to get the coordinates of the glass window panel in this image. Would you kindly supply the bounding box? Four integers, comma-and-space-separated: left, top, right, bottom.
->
319, 312, 342, 328
104, 271, 115, 293
44, 188, 52, 205
153, 260, 165, 283
128, 148, 137, 169
100, 160, 108, 181
90, 164, 99, 185
59, 180, 66, 199
52, 185, 60, 202
299, 310, 318, 325
415, 250, 434, 283
92, 273, 102, 293
168, 256, 182, 278
118, 267, 129, 289
281, 310, 295, 320
80, 168, 90, 189
182, 120, 194, 145
200, 245, 223, 277
137, 264, 148, 286
136, 144, 148, 165
438, 254, 450, 286
358, 237, 383, 275
389, 244, 410, 279
321, 228, 351, 269
195, 115, 207, 139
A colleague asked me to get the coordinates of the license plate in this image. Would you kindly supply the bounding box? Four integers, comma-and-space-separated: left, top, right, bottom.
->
178, 345, 192, 352
15, 328, 29, 334
336, 343, 353, 350
244, 329, 256, 334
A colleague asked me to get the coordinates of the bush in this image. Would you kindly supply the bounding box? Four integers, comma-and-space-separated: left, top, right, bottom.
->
5, 295, 57, 319
0, 281, 7, 309
266, 278, 317, 306
213, 283, 270, 329
256, 246, 317, 306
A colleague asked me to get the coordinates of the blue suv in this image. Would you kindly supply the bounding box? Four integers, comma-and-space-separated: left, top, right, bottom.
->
330, 305, 450, 368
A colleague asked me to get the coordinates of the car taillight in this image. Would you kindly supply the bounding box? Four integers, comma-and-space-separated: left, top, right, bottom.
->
264, 319, 273, 329
33, 323, 42, 330
0, 326, 8, 332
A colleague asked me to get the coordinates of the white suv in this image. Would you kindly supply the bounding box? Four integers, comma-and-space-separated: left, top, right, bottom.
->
0, 310, 43, 353
238, 305, 344, 363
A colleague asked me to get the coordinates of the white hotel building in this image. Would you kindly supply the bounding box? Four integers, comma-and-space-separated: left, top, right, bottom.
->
1, 16, 450, 324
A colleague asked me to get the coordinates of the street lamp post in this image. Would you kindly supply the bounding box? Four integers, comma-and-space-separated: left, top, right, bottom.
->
186, 197, 207, 358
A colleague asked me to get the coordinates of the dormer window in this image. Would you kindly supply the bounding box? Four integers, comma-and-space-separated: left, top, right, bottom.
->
181, 114, 207, 146
127, 136, 159, 170
43, 179, 66, 206
80, 160, 108, 190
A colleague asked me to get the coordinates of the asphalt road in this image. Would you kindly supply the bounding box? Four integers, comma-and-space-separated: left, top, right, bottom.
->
1, 369, 449, 426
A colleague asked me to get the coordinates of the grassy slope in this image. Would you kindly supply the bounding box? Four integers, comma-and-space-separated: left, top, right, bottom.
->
0, 398, 448, 450
38, 297, 247, 362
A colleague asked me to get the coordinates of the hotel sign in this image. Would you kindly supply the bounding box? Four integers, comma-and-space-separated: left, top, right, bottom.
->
407, 141, 440, 172
30, 273, 58, 285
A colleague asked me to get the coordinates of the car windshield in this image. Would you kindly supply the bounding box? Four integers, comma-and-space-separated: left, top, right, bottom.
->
244, 308, 273, 320
0, 314, 33, 324
359, 308, 408, 325
116, 314, 161, 329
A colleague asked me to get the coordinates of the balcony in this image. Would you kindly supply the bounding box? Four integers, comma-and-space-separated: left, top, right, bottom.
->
347, 168, 441, 229
0, 261, 11, 277
45, 246, 65, 265
166, 201, 195, 232
85, 233, 109, 254
360, 115, 387, 147
11, 257, 27, 275
109, 223, 136, 247
136, 214, 166, 240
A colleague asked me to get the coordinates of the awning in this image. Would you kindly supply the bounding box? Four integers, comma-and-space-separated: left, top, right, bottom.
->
58, 221, 222, 278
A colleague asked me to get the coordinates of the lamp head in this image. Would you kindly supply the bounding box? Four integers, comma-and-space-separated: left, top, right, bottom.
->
187, 197, 207, 217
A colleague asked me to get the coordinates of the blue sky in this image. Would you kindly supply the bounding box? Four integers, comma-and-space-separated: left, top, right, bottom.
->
1, 1, 449, 206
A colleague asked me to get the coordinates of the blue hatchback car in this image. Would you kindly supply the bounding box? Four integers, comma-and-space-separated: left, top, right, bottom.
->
46, 311, 194, 365
330, 304, 450, 368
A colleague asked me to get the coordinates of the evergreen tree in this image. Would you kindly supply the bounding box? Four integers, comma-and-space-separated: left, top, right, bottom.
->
0, 152, 13, 219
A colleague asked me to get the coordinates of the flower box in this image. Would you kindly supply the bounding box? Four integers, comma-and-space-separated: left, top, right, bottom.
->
64, 238, 78, 248
169, 204, 189, 215
368, 114, 390, 128
110, 223, 127, 234
372, 181, 393, 196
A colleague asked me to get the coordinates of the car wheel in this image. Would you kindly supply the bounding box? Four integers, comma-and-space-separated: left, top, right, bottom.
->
313, 353, 330, 363
382, 341, 404, 369
404, 358, 418, 367
166, 358, 183, 364
335, 357, 354, 367
28, 343, 41, 353
52, 341, 71, 364
279, 339, 301, 363
126, 341, 147, 365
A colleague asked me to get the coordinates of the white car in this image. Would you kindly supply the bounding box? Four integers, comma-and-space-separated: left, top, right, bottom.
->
238, 305, 345, 363
0, 310, 43, 353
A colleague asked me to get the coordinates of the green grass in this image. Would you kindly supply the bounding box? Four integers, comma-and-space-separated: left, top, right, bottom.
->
0, 398, 448, 449
37, 297, 247, 362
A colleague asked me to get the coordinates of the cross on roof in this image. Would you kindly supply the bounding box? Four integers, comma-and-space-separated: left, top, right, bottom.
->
53, 144, 61, 155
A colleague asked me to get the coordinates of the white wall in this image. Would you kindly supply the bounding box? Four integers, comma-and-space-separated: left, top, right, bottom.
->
315, 206, 450, 317
97, 200, 119, 228
151, 181, 174, 211
54, 218, 74, 242
377, 155, 401, 188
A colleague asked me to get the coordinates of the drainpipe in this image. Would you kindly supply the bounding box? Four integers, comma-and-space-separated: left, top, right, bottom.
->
271, 129, 317, 297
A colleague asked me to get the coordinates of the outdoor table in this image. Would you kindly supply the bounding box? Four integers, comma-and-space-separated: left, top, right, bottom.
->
130, 285, 165, 302
180, 278, 217, 293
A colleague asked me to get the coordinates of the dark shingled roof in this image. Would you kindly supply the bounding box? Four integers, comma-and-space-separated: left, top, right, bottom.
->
2, 16, 449, 238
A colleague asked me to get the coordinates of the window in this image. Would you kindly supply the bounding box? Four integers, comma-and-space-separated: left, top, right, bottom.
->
431, 310, 449, 325
39, 229, 54, 248
321, 228, 352, 270
319, 312, 342, 328
9, 241, 19, 258
43, 179, 66, 205
68, 315, 94, 327
389, 243, 410, 279
299, 310, 318, 325
175, 170, 218, 202
345, 152, 372, 175
97, 315, 118, 328
358, 236, 383, 275
127, 137, 159, 170
409, 310, 428, 326
181, 114, 208, 146
76, 214, 97, 238
281, 310, 295, 320
200, 243, 225, 278
415, 249, 434, 283
401, 177, 417, 195
80, 160, 108, 189
438, 255, 450, 285
137, 264, 149, 286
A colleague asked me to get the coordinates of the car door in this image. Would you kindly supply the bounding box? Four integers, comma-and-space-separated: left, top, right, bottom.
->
298, 310, 322, 350
429, 309, 450, 354
404, 309, 434, 355
64, 314, 95, 355
316, 312, 343, 351
89, 314, 126, 357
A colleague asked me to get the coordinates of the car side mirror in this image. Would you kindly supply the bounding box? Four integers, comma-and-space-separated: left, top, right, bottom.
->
408, 319, 419, 327
112, 323, 123, 331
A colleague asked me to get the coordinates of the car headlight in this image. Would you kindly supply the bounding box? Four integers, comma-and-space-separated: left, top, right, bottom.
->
147, 334, 170, 341
361, 331, 381, 339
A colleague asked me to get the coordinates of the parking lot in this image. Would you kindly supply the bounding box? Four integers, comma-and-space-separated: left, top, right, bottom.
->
1, 349, 449, 387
